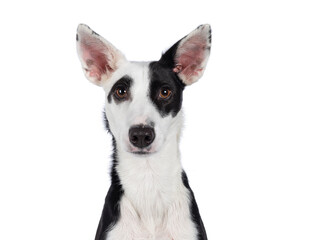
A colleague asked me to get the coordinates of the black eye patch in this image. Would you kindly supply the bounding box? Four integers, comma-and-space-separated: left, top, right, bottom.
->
107, 75, 133, 103
149, 62, 185, 117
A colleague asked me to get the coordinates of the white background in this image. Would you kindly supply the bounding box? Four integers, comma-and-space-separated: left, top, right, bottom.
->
0, 0, 319, 239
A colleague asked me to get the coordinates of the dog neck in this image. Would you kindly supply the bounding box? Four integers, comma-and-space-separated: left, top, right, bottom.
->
114, 127, 186, 231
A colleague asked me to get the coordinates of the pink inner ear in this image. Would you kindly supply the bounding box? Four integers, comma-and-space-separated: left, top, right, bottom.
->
176, 35, 207, 78
80, 38, 113, 81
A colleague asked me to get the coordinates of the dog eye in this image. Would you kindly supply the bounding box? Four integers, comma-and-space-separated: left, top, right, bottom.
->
159, 88, 172, 99
115, 86, 128, 99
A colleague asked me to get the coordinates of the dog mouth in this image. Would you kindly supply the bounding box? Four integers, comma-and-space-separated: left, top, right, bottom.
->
129, 147, 156, 155
131, 150, 154, 155
127, 144, 156, 155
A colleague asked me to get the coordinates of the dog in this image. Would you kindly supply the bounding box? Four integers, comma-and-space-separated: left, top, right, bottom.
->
76, 23, 211, 240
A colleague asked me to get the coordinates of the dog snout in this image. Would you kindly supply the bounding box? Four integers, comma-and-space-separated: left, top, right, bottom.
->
129, 125, 155, 148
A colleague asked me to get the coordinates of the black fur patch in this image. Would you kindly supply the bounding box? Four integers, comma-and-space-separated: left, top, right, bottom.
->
158, 39, 181, 69
148, 61, 184, 117
95, 113, 124, 240
103, 110, 111, 133
182, 171, 208, 240
107, 75, 133, 103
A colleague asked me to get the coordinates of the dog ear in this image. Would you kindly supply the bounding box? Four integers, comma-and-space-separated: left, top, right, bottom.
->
76, 24, 127, 86
160, 25, 211, 86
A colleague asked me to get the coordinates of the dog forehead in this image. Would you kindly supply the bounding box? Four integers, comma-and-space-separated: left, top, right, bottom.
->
103, 61, 149, 91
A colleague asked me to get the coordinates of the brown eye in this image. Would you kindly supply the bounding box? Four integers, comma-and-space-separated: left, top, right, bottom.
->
115, 86, 128, 99
159, 88, 172, 99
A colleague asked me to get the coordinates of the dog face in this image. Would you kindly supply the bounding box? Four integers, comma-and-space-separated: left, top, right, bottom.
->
77, 24, 211, 155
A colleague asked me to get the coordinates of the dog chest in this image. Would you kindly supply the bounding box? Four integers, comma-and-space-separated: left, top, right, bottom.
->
107, 179, 198, 240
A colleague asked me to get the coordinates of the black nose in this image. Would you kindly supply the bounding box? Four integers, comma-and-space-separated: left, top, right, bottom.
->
129, 125, 155, 148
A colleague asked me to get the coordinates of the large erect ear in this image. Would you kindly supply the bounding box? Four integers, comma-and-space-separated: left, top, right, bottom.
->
159, 24, 211, 86
76, 24, 126, 86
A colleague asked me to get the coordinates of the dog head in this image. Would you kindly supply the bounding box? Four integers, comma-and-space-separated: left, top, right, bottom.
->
76, 24, 211, 155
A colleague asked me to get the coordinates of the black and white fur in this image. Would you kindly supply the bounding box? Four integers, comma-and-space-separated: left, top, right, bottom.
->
76, 24, 211, 240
